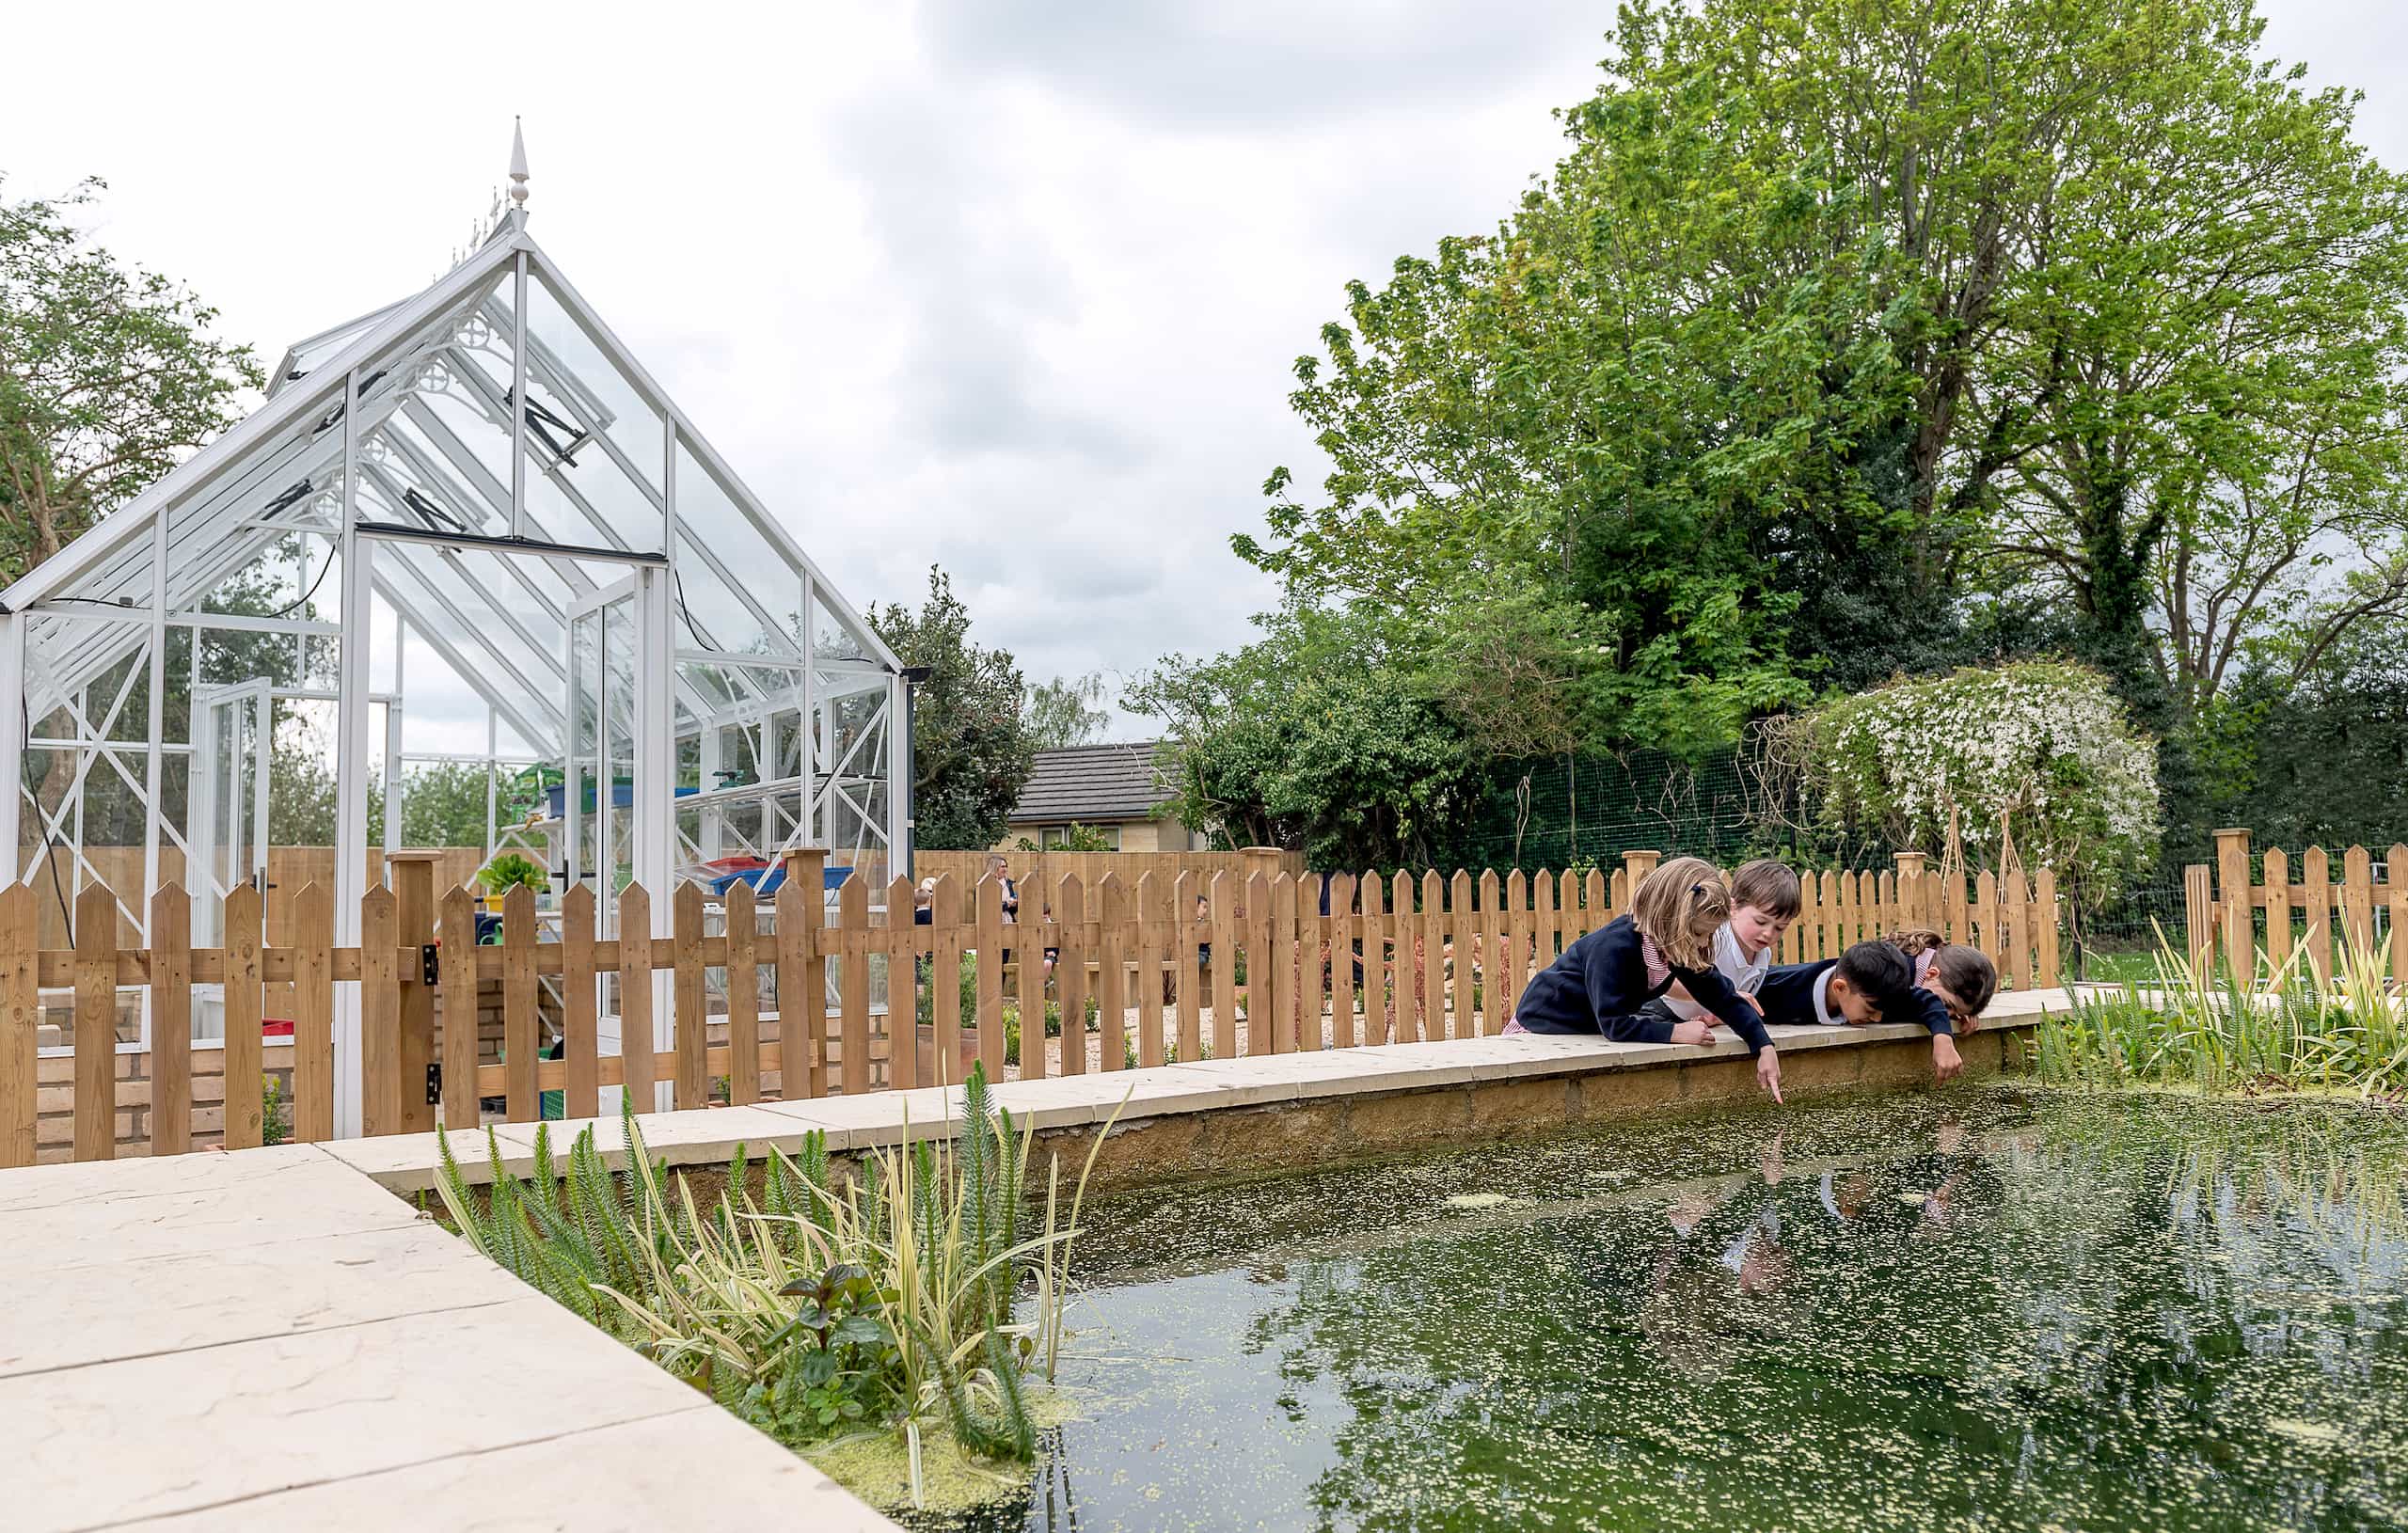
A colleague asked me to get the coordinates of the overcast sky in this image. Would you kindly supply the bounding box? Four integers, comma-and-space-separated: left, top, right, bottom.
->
4, 1, 2402, 753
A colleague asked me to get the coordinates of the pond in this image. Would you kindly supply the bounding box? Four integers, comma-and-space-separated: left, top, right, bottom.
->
915, 1087, 2408, 1531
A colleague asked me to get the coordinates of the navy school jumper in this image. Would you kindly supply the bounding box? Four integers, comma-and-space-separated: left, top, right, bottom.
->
1757, 958, 1956, 1036
1513, 915, 1775, 1054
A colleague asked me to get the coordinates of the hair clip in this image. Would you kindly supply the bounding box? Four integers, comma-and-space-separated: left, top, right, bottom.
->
1690, 881, 1705, 895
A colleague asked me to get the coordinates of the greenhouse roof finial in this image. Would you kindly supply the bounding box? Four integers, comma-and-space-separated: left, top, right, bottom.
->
508, 118, 530, 213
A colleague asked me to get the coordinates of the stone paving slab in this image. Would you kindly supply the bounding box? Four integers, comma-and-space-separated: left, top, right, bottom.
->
7, 1296, 726, 1532
490, 1102, 808, 1165
0, 1151, 422, 1277
0, 1219, 525, 1380
113, 1404, 892, 1533
753, 1083, 966, 1148
318, 1124, 535, 1194
0, 1143, 339, 1215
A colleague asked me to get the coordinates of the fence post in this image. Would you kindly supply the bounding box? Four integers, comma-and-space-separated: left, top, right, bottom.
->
290, 882, 334, 1143
438, 884, 482, 1130
2343, 845, 2375, 966
781, 848, 830, 1099
387, 852, 441, 1133
726, 879, 760, 1104
838, 875, 872, 1094
562, 884, 600, 1119
1893, 852, 1926, 930
2182, 863, 2213, 979
358, 883, 399, 1137
1623, 849, 1660, 890
932, 873, 966, 1083
672, 882, 708, 1108
618, 883, 657, 1113
73, 885, 117, 1162
224, 884, 265, 1150
2263, 847, 2292, 973
151, 883, 194, 1155
2035, 868, 2061, 984
2214, 828, 2252, 980
2390, 844, 2408, 995
0, 885, 34, 1167
884, 874, 918, 1089
2303, 846, 2334, 986
1241, 846, 1284, 889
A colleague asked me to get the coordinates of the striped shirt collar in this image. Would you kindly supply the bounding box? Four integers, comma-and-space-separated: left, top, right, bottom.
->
1639, 933, 1671, 988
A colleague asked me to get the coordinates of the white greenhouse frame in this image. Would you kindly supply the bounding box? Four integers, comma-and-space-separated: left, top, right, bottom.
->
0, 205, 912, 1136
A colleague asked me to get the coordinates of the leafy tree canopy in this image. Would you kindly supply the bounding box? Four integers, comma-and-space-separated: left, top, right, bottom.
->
2, 176, 260, 580
1166, 0, 2408, 867
868, 566, 1038, 851
1023, 671, 1114, 751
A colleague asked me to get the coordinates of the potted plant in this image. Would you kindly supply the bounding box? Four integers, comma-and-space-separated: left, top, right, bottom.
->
477, 852, 547, 914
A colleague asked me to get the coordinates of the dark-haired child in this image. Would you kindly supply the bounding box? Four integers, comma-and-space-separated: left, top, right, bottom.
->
1757, 940, 1965, 1083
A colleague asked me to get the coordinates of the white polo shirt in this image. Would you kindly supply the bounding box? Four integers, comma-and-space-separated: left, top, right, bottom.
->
1662, 924, 1772, 1021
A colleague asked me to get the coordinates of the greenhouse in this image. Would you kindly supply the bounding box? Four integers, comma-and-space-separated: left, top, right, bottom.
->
0, 161, 911, 1134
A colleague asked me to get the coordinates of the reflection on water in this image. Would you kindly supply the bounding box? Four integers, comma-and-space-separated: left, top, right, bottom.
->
915, 1089, 2408, 1532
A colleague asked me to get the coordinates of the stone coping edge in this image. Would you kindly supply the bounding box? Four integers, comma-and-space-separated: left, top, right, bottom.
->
331, 990, 2068, 1194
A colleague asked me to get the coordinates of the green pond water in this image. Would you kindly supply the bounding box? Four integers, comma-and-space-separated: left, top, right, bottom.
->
917, 1087, 2408, 1532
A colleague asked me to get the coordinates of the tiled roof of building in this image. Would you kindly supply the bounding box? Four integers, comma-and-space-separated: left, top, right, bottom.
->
1011, 741, 1170, 823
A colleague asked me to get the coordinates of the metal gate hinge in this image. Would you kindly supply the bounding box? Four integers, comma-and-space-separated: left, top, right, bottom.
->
425, 1063, 442, 1105
420, 944, 441, 986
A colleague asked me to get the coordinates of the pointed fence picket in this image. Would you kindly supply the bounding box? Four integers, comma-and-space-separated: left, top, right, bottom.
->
2187, 829, 2408, 990
0, 849, 2066, 1164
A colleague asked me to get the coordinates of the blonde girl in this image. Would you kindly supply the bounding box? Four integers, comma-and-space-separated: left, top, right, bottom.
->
1506, 857, 1783, 1101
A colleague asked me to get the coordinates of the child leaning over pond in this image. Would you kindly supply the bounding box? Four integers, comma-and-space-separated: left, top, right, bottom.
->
1883, 929, 1999, 1033
1756, 940, 1967, 1083
1505, 857, 1784, 1102
1650, 859, 1800, 1032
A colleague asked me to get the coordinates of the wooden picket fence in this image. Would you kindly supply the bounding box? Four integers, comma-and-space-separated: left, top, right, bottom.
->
2185, 829, 2408, 987
0, 847, 2059, 1167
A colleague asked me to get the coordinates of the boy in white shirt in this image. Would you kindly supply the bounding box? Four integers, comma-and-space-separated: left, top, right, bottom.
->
1653, 860, 1799, 1029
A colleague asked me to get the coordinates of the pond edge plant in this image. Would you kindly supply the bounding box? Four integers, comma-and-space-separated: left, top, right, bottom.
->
430, 1064, 1126, 1500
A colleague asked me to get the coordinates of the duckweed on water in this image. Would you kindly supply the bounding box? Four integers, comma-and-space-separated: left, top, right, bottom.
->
919, 1087, 2408, 1532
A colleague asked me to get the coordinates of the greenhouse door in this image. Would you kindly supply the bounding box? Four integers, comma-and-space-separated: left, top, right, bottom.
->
190, 682, 270, 944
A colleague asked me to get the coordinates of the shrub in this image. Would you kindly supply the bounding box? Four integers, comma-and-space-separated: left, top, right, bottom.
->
1766, 660, 2160, 900
432, 1067, 1112, 1487
2040, 931, 2408, 1097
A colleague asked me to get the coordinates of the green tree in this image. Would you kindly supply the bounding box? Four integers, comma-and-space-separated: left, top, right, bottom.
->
1131, 607, 1485, 869
867, 566, 1036, 850
1022, 671, 1113, 751
1980, 6, 2408, 732
1, 177, 258, 579
1241, 0, 2408, 747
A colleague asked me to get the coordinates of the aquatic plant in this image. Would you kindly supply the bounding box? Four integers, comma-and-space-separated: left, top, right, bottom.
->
433, 1065, 1110, 1491
2041, 926, 2408, 1097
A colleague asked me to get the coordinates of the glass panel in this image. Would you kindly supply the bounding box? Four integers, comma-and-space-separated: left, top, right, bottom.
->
372, 545, 559, 751
569, 606, 600, 885
811, 587, 870, 663
520, 276, 666, 554
187, 532, 339, 626
672, 441, 797, 657
273, 298, 407, 396
604, 596, 638, 894
527, 274, 665, 498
